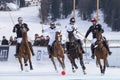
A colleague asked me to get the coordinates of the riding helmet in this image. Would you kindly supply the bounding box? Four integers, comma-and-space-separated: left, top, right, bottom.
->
18, 17, 23, 21
70, 17, 75, 22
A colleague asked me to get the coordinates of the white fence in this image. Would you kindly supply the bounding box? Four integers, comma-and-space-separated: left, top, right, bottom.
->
0, 45, 120, 67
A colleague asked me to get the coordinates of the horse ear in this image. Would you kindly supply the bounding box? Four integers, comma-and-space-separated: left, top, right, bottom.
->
67, 30, 70, 33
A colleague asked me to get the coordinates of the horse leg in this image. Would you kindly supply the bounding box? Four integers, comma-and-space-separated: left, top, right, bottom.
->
18, 57, 23, 71
72, 64, 75, 73
73, 60, 78, 69
28, 42, 35, 56
23, 57, 28, 66
68, 56, 76, 72
102, 57, 107, 74
57, 56, 65, 70
28, 56, 33, 70
62, 56, 65, 69
80, 57, 86, 74
51, 56, 58, 72
70, 57, 77, 72
97, 58, 103, 74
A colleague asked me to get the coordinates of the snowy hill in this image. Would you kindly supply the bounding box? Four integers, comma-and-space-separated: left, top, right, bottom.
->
0, 6, 120, 41
0, 6, 120, 80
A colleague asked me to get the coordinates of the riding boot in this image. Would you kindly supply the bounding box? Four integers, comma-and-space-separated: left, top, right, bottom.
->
28, 42, 35, 56
103, 41, 112, 55
77, 39, 85, 54
14, 43, 21, 57
47, 45, 52, 58
91, 44, 95, 59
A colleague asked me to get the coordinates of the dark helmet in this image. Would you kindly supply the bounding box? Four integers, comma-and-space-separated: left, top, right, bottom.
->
18, 17, 23, 21
91, 18, 97, 22
70, 17, 75, 22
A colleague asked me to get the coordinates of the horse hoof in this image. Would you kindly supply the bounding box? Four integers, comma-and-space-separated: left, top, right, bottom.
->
84, 72, 87, 75
30, 68, 33, 70
82, 66, 86, 70
72, 70, 76, 73
101, 73, 104, 76
83, 70, 87, 75
25, 64, 28, 66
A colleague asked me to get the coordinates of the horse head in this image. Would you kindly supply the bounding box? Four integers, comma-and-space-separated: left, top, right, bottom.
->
21, 28, 28, 41
95, 29, 104, 48
55, 31, 62, 42
67, 29, 75, 43
96, 30, 102, 41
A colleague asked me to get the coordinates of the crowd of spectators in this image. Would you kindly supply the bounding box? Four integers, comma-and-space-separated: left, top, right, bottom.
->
33, 34, 50, 46
0, 34, 50, 46
1, 36, 17, 45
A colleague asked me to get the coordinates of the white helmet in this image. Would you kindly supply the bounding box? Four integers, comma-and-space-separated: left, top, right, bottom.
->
18, 17, 23, 21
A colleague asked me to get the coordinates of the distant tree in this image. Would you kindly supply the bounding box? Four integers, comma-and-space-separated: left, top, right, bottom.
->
62, 0, 73, 18
40, 0, 51, 23
78, 0, 96, 20
20, 0, 25, 7
50, 0, 61, 21
101, 0, 120, 31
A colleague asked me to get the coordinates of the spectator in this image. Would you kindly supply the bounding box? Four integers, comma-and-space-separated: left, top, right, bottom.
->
33, 35, 41, 46
9, 36, 14, 45
44, 35, 50, 46
11, 37, 17, 45
1, 36, 9, 45
40, 35, 45, 46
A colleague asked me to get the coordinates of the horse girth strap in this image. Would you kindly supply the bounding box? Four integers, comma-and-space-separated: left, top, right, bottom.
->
68, 42, 78, 51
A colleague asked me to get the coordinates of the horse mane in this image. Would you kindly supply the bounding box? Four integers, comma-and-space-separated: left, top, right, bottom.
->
96, 30, 104, 47
67, 29, 75, 42
21, 28, 28, 42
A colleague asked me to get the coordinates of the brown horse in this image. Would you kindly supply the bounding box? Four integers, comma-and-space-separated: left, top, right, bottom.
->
17, 28, 33, 71
94, 30, 108, 75
51, 32, 65, 72
67, 29, 86, 74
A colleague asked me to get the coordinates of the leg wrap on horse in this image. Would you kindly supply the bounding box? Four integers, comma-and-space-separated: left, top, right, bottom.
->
80, 58, 86, 70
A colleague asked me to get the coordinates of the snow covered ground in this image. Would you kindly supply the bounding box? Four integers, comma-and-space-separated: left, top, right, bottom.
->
0, 46, 120, 80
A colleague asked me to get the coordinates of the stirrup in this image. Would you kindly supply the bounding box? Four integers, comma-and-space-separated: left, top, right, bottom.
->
108, 51, 112, 55
14, 54, 18, 58
82, 50, 85, 54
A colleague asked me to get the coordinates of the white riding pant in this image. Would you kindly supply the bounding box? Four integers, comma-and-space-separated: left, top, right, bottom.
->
17, 38, 22, 43
92, 38, 97, 45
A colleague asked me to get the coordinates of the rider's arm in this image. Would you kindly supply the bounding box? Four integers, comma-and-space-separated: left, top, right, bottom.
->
13, 24, 17, 33
85, 27, 92, 38
97, 24, 104, 33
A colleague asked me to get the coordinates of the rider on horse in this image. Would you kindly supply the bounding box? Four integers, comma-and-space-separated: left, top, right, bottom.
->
13, 17, 34, 57
84, 18, 112, 59
42, 22, 60, 58
65, 17, 85, 54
